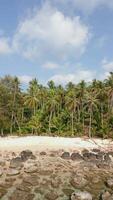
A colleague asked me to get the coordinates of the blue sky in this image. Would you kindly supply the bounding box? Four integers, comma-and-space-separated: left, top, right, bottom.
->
0, 0, 113, 86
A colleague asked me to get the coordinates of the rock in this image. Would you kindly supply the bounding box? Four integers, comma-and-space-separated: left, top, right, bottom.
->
104, 153, 111, 162
100, 191, 111, 200
0, 159, 5, 166
62, 188, 74, 196
7, 169, 20, 176
40, 151, 47, 156
108, 151, 113, 157
82, 149, 89, 154
24, 165, 38, 173
71, 153, 83, 161
9, 190, 35, 200
23, 176, 39, 186
96, 162, 109, 169
0, 188, 7, 198
83, 152, 97, 161
92, 149, 100, 153
0, 169, 3, 176
45, 191, 58, 200
106, 179, 113, 189
10, 157, 23, 169
96, 152, 105, 160
20, 150, 36, 161
71, 191, 92, 200
70, 177, 87, 188
61, 152, 70, 159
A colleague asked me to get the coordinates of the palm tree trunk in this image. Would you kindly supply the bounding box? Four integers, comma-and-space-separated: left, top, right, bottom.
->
101, 103, 104, 129
71, 111, 74, 135
49, 110, 52, 134
89, 108, 92, 138
1, 128, 4, 137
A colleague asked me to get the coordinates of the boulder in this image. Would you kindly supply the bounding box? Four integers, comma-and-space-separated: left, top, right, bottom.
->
61, 152, 70, 159
71, 153, 83, 161
83, 152, 97, 161
20, 150, 36, 161
71, 191, 92, 200
10, 157, 23, 169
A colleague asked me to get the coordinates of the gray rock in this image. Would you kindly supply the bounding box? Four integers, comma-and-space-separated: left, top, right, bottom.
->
61, 152, 70, 159
83, 152, 97, 161
71, 153, 83, 161
10, 157, 23, 169
71, 191, 92, 200
20, 150, 36, 161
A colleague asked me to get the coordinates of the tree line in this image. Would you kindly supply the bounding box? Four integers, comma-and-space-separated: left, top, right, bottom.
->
0, 73, 113, 138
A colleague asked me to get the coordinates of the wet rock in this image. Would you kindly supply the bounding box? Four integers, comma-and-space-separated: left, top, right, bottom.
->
71, 191, 92, 200
10, 157, 23, 169
20, 150, 36, 161
7, 169, 20, 176
71, 153, 83, 161
45, 191, 58, 200
61, 152, 70, 159
106, 179, 113, 189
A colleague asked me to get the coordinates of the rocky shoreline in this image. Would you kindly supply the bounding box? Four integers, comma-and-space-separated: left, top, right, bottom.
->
0, 148, 113, 200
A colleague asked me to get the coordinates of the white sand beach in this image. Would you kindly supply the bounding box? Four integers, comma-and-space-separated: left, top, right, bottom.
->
0, 136, 113, 152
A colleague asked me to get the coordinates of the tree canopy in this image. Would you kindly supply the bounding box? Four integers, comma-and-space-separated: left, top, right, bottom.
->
0, 73, 113, 138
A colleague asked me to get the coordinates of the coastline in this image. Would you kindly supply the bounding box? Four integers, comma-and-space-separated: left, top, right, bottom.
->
0, 136, 113, 153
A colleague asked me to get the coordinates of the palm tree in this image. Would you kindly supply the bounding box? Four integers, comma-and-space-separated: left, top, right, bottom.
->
66, 88, 79, 135
85, 91, 99, 137
24, 79, 39, 115
46, 88, 58, 134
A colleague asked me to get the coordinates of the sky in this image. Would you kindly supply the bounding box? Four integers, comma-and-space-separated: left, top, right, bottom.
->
0, 0, 113, 86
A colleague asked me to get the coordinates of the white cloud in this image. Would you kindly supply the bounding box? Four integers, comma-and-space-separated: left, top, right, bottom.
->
53, 0, 113, 13
0, 37, 12, 55
49, 69, 95, 85
18, 75, 33, 84
42, 62, 59, 69
12, 3, 90, 62
102, 59, 113, 71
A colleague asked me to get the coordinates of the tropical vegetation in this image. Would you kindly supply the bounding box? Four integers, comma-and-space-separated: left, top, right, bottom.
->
0, 73, 113, 138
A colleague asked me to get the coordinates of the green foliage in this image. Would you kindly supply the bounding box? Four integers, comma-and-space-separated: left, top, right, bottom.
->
0, 73, 113, 137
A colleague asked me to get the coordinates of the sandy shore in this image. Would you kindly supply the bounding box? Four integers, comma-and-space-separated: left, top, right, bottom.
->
0, 136, 113, 152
